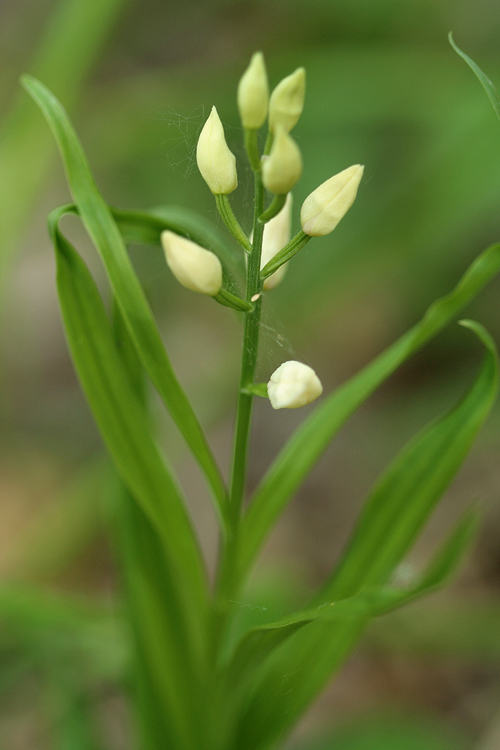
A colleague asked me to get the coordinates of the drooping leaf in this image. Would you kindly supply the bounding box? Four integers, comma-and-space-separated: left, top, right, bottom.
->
22, 76, 228, 525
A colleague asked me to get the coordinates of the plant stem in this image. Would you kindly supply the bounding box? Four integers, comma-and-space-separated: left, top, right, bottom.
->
244, 128, 261, 171
229, 174, 265, 524
213, 171, 265, 616
259, 193, 286, 223
215, 194, 252, 253
260, 230, 310, 278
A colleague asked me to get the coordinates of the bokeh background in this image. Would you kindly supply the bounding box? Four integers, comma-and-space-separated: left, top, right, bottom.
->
2, 0, 500, 748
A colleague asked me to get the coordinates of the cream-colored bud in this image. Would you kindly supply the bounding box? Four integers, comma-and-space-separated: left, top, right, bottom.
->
196, 106, 238, 195
262, 127, 302, 195
161, 231, 222, 296
268, 360, 323, 409
300, 164, 364, 237
237, 51, 269, 129
268, 67, 306, 134
261, 193, 293, 290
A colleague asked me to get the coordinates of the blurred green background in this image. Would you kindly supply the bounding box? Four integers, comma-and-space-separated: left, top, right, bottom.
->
2, 0, 500, 747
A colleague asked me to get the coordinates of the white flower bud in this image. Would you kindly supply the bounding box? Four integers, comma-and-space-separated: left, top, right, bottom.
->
300, 164, 364, 237
268, 360, 323, 409
262, 127, 302, 195
161, 230, 222, 296
268, 67, 306, 134
237, 51, 269, 129
196, 106, 238, 195
261, 193, 293, 290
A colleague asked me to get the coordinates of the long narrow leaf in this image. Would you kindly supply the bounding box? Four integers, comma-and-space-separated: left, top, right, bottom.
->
449, 32, 500, 123
232, 504, 484, 750
116, 485, 207, 750
112, 205, 242, 280
230, 324, 496, 750
318, 320, 497, 602
22, 76, 228, 524
110, 301, 208, 750
0, 0, 126, 277
49, 206, 208, 615
228, 506, 479, 683
237, 243, 500, 582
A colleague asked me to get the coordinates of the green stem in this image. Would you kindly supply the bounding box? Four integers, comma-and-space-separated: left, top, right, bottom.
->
264, 131, 273, 156
259, 193, 286, 223
214, 288, 253, 312
213, 172, 265, 613
260, 230, 311, 279
215, 194, 252, 254
244, 128, 261, 171
242, 382, 268, 397
229, 177, 265, 519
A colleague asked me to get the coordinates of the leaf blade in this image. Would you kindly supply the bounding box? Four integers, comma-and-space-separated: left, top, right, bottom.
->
238, 244, 500, 582
449, 32, 500, 123
49, 206, 208, 611
230, 506, 483, 750
318, 320, 497, 602
22, 75, 228, 525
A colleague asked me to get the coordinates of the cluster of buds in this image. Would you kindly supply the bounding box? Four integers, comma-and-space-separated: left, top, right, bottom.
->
162, 52, 364, 409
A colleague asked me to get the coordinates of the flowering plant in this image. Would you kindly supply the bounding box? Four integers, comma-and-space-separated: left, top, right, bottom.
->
21, 42, 500, 750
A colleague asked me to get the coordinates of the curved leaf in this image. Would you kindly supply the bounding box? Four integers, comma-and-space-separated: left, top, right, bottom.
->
236, 244, 500, 583
112, 205, 243, 280
317, 320, 497, 602
22, 75, 228, 526
449, 32, 500, 123
49, 206, 208, 612
231, 317, 496, 750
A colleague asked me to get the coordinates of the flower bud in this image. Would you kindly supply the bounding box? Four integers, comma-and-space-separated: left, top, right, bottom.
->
161, 230, 222, 296
237, 51, 269, 129
268, 67, 306, 134
196, 106, 238, 195
262, 127, 302, 195
300, 164, 364, 237
261, 193, 293, 290
267, 360, 323, 409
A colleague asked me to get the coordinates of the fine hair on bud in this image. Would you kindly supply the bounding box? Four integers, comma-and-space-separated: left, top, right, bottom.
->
196, 106, 238, 195
161, 230, 222, 296
268, 67, 306, 134
237, 51, 269, 129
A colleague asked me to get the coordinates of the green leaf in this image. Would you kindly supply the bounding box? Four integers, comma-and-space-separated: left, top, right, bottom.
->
449, 32, 500, 123
49, 206, 208, 615
229, 507, 480, 750
236, 243, 500, 584
318, 320, 497, 602
21, 76, 228, 526
231, 505, 479, 670
112, 205, 242, 280
0, 0, 126, 276
116, 484, 208, 750
229, 320, 497, 750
